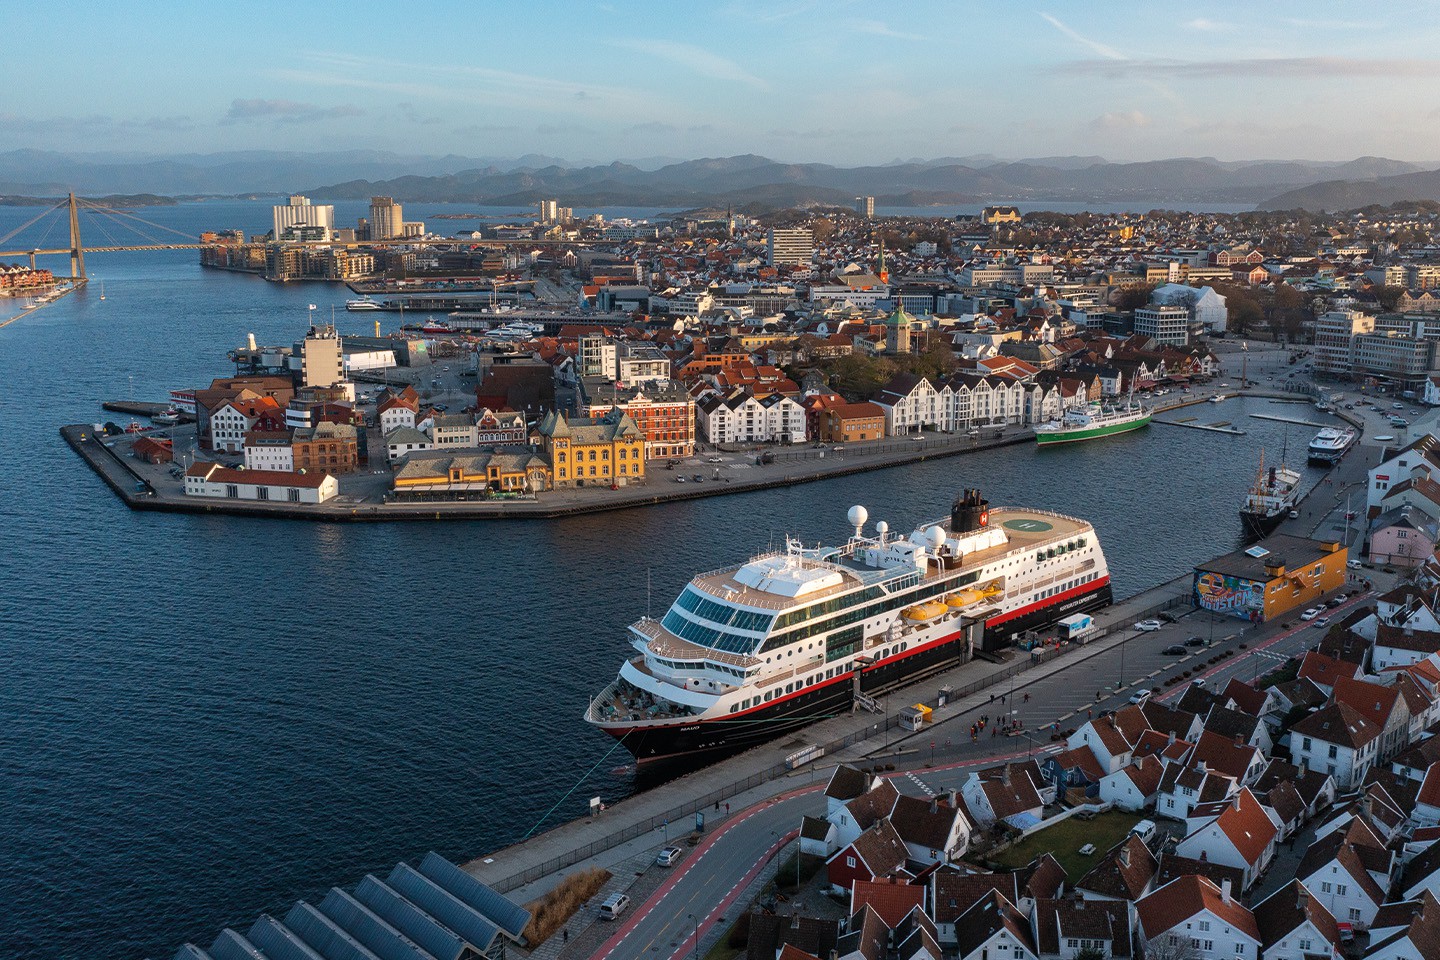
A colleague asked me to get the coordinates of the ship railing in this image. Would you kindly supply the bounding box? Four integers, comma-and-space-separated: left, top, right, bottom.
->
632, 618, 761, 668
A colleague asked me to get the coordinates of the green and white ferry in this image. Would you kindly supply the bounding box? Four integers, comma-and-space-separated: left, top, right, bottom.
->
1034, 398, 1151, 446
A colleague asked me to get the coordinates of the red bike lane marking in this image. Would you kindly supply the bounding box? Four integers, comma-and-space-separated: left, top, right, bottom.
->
596, 747, 1040, 959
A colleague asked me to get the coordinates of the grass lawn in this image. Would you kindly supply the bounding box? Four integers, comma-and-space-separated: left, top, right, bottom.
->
983, 810, 1142, 881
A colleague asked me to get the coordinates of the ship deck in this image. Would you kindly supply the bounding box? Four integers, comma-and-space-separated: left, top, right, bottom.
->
689, 507, 1094, 610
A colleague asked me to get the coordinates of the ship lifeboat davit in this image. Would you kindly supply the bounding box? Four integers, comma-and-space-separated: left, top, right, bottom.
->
903, 600, 949, 622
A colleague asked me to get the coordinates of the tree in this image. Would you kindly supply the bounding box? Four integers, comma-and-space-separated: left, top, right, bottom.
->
1074, 949, 1107, 960
1143, 934, 1198, 960
1112, 285, 1156, 312
1375, 285, 1406, 311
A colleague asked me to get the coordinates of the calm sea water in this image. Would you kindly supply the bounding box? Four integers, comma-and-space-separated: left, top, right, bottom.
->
0, 201, 1319, 959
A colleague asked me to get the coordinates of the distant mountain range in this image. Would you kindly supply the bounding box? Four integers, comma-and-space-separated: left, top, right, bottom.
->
1, 149, 1436, 211
302, 154, 1439, 209
1259, 168, 1440, 211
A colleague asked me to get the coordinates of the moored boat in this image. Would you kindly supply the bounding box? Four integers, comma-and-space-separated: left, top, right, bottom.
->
585, 489, 1113, 766
1307, 426, 1356, 465
1034, 397, 1150, 446
1240, 451, 1302, 541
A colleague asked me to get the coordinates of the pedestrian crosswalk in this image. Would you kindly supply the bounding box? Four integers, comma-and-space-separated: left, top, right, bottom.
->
905, 772, 937, 798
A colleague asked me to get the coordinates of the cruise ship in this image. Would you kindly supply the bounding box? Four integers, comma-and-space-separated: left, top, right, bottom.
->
1308, 426, 1357, 465
585, 490, 1113, 765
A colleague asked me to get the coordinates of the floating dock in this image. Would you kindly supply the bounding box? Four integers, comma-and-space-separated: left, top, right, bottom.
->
1153, 419, 1247, 435
1249, 413, 1329, 428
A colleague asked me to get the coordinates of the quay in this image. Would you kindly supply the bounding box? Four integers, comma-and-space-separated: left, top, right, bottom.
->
62, 422, 1035, 522
461, 566, 1201, 895
63, 388, 1259, 524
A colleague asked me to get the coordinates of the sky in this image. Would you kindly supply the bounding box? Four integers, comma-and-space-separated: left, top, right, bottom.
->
5, 0, 1440, 166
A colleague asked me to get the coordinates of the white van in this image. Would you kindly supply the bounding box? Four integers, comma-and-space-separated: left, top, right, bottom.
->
1131, 819, 1157, 844
598, 893, 630, 920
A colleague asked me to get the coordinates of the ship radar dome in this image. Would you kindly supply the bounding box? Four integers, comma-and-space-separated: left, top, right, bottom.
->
926, 525, 946, 549
848, 505, 868, 532
875, 520, 889, 536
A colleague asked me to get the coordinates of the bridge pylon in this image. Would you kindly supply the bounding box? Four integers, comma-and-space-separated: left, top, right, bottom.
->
67, 192, 86, 282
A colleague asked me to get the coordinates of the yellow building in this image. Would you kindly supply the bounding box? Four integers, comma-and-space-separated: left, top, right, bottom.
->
536, 410, 646, 487
1193, 534, 1347, 623
390, 448, 552, 500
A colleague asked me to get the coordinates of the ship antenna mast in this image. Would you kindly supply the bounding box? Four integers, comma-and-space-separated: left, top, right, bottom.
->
647, 566, 652, 620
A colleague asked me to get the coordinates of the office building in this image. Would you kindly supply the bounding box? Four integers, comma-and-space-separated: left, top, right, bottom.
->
272, 195, 334, 242
297, 325, 344, 389
767, 227, 814, 267
369, 197, 403, 240
1133, 304, 1191, 345
538, 199, 559, 223
855, 196, 875, 219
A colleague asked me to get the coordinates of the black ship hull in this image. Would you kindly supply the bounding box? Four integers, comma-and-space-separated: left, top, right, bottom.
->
1240, 508, 1287, 542
604, 580, 1114, 768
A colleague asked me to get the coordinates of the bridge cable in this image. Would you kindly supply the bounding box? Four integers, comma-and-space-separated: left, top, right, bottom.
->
0, 198, 67, 249
78, 200, 198, 243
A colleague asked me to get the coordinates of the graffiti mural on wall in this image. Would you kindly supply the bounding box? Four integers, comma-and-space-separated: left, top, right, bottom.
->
1194, 571, 1265, 623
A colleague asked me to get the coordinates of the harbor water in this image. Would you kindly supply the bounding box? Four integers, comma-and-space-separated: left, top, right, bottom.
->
0, 200, 1332, 959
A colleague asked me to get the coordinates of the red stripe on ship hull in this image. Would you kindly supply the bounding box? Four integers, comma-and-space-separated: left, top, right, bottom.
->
597, 574, 1112, 738
987, 574, 1112, 628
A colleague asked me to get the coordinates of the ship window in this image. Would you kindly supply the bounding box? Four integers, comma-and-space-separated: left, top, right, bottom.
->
729, 705, 737, 713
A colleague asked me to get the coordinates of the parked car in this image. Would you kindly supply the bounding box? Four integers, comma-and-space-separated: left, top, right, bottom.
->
1299, 608, 1321, 621
1162, 644, 1187, 656
1134, 619, 1163, 632
598, 893, 631, 920
1129, 690, 1152, 705
1312, 617, 1331, 629
1184, 636, 1206, 647
1131, 819, 1158, 843
656, 846, 683, 867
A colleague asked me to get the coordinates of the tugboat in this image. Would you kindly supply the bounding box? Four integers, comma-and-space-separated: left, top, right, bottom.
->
1240, 449, 1302, 541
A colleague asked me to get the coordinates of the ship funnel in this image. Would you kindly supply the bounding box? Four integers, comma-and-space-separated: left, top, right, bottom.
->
247, 332, 257, 351
951, 488, 989, 533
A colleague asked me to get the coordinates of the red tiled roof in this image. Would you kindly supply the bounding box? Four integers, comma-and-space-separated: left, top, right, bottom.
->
850, 878, 926, 929
1332, 676, 1401, 730
185, 461, 330, 488
1298, 651, 1361, 689
1137, 875, 1260, 943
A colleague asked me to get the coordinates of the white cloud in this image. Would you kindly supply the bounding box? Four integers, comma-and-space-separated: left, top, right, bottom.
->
1184, 18, 1233, 31
607, 38, 766, 88
222, 99, 362, 124
1038, 12, 1126, 61
1088, 110, 1152, 132
1063, 56, 1440, 80
847, 19, 925, 42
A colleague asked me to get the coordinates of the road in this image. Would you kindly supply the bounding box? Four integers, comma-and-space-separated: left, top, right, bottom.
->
592, 577, 1383, 960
